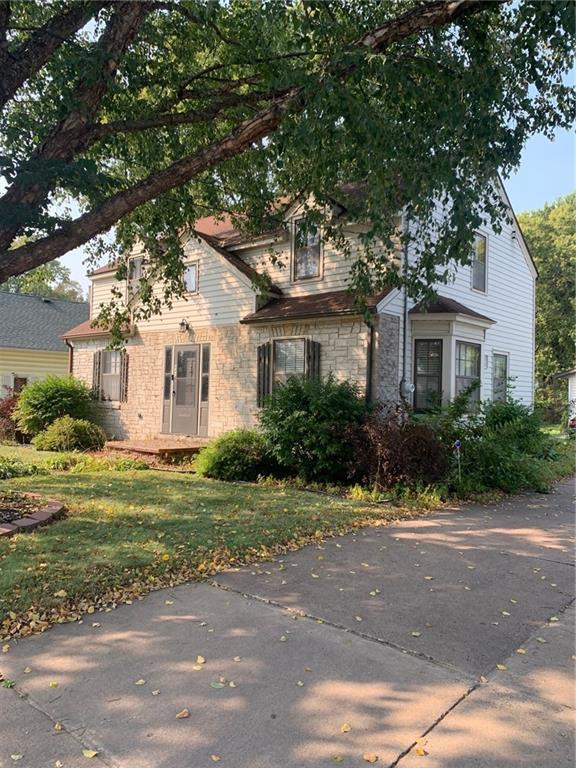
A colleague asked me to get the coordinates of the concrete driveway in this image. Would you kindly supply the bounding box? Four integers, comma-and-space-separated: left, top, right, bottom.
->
1, 479, 574, 768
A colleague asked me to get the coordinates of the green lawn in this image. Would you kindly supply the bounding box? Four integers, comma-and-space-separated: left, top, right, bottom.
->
0, 462, 401, 640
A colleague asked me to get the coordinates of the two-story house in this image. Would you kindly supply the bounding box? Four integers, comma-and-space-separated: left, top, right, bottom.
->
62, 184, 536, 442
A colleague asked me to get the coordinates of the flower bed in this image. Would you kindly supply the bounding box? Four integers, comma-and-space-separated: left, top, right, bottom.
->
0, 491, 64, 537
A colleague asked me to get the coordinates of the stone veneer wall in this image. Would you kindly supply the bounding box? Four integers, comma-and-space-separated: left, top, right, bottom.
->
72, 317, 371, 440
374, 312, 400, 404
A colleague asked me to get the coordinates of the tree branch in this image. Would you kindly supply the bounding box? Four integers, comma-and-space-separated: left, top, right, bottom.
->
0, 1, 105, 111
0, 0, 491, 281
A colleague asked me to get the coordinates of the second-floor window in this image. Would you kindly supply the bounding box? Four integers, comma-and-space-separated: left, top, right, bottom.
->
293, 219, 321, 280
183, 263, 198, 293
128, 256, 145, 296
471, 233, 487, 292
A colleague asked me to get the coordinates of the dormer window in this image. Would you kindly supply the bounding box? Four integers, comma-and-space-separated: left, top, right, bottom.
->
128, 256, 145, 296
293, 219, 322, 281
183, 263, 198, 293
471, 233, 487, 292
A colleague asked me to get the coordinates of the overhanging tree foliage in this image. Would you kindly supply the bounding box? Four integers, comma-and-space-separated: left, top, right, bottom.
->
0, 0, 574, 327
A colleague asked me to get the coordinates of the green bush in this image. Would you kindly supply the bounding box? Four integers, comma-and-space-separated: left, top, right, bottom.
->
194, 429, 277, 481
14, 376, 93, 435
259, 375, 367, 482
0, 457, 45, 480
32, 416, 106, 452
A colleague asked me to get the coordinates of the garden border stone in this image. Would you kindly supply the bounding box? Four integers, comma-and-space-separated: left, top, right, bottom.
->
0, 495, 64, 538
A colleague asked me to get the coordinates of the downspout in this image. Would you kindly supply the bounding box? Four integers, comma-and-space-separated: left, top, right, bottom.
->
399, 210, 411, 401
365, 320, 375, 404
65, 339, 74, 374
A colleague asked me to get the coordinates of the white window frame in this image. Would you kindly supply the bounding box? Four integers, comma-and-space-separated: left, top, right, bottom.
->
100, 350, 122, 402
413, 338, 443, 412
492, 351, 509, 403
470, 232, 487, 293
291, 218, 323, 283
183, 262, 199, 294
455, 340, 482, 403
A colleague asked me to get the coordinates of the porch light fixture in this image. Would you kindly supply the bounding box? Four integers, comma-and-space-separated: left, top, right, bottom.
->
179, 319, 190, 333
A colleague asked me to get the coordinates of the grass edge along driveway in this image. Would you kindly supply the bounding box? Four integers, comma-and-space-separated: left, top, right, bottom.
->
0, 469, 416, 642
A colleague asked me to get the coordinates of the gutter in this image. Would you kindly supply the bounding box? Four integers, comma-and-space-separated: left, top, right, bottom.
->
399, 210, 410, 400
365, 321, 375, 403
241, 307, 378, 325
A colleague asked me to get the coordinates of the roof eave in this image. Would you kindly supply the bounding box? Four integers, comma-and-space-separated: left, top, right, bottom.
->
241, 306, 376, 325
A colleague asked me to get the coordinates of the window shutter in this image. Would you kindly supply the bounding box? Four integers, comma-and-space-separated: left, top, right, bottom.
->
92, 351, 102, 398
257, 342, 272, 407
306, 339, 321, 379
120, 352, 129, 403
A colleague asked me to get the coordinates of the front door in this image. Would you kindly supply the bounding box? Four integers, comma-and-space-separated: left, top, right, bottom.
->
162, 345, 199, 434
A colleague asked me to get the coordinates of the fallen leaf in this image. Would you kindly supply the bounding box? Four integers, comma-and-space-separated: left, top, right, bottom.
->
134, 678, 146, 685
23, 667, 32, 674
162, 554, 170, 561
415, 747, 429, 756
536, 637, 547, 644
333, 757, 344, 764
152, 689, 161, 696
516, 648, 527, 655
279, 636, 287, 642
363, 753, 379, 763
82, 750, 98, 759
10, 756, 23, 762
296, 681, 304, 687
49, 681, 58, 688
501, 611, 511, 617
2, 644, 10, 653
210, 682, 225, 689
411, 631, 421, 638
54, 722, 63, 732
175, 709, 190, 719
341, 723, 352, 733
165, 600, 174, 605
196, 655, 206, 665
54, 590, 67, 598
355, 616, 363, 622
211, 756, 221, 763
229, 681, 237, 688
233, 656, 241, 662
55, 761, 64, 767
496, 664, 507, 671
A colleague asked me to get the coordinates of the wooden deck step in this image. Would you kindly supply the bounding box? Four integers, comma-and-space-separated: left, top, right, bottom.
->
106, 439, 209, 458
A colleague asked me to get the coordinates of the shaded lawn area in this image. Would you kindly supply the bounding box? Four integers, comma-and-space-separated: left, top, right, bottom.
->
0, 470, 402, 640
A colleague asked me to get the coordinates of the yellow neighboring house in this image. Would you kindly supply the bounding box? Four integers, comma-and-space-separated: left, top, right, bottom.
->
0, 291, 89, 394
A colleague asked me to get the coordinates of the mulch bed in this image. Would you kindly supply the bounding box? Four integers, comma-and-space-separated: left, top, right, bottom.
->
0, 492, 64, 537
0, 492, 43, 524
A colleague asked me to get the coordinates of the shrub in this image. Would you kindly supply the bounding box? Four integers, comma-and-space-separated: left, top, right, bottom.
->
0, 387, 18, 442
259, 375, 367, 482
194, 429, 277, 481
44, 453, 149, 472
14, 376, 93, 435
0, 457, 44, 479
347, 405, 450, 490
32, 416, 106, 452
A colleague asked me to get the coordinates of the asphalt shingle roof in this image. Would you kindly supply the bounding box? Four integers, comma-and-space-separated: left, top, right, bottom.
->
0, 292, 89, 352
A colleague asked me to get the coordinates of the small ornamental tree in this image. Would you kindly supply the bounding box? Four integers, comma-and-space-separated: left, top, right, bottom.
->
14, 376, 94, 436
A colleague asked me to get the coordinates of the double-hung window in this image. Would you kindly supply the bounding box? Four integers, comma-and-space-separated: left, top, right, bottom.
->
183, 263, 198, 293
93, 349, 129, 402
257, 338, 321, 406
413, 339, 443, 411
128, 256, 145, 297
455, 341, 481, 403
471, 233, 487, 292
293, 219, 321, 281
492, 353, 508, 403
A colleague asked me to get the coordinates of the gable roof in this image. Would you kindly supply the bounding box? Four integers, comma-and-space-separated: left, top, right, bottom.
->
0, 292, 89, 352
62, 318, 132, 341
241, 287, 393, 324
409, 295, 494, 323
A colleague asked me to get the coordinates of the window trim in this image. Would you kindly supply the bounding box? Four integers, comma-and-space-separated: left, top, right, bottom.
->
183, 261, 199, 295
492, 351, 509, 403
455, 340, 482, 402
470, 232, 488, 294
94, 349, 128, 403
413, 338, 443, 412
291, 217, 324, 283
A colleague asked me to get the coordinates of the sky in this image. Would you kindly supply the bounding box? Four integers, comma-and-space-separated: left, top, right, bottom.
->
61, 126, 575, 295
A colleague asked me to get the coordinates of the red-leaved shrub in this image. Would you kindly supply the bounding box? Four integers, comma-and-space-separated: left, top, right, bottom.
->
347, 404, 449, 489
0, 387, 18, 442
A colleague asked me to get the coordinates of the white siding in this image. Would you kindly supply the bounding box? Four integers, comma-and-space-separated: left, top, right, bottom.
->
378, 201, 535, 406
89, 239, 256, 331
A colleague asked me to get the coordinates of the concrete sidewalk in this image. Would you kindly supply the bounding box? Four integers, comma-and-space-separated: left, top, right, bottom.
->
0, 480, 574, 768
